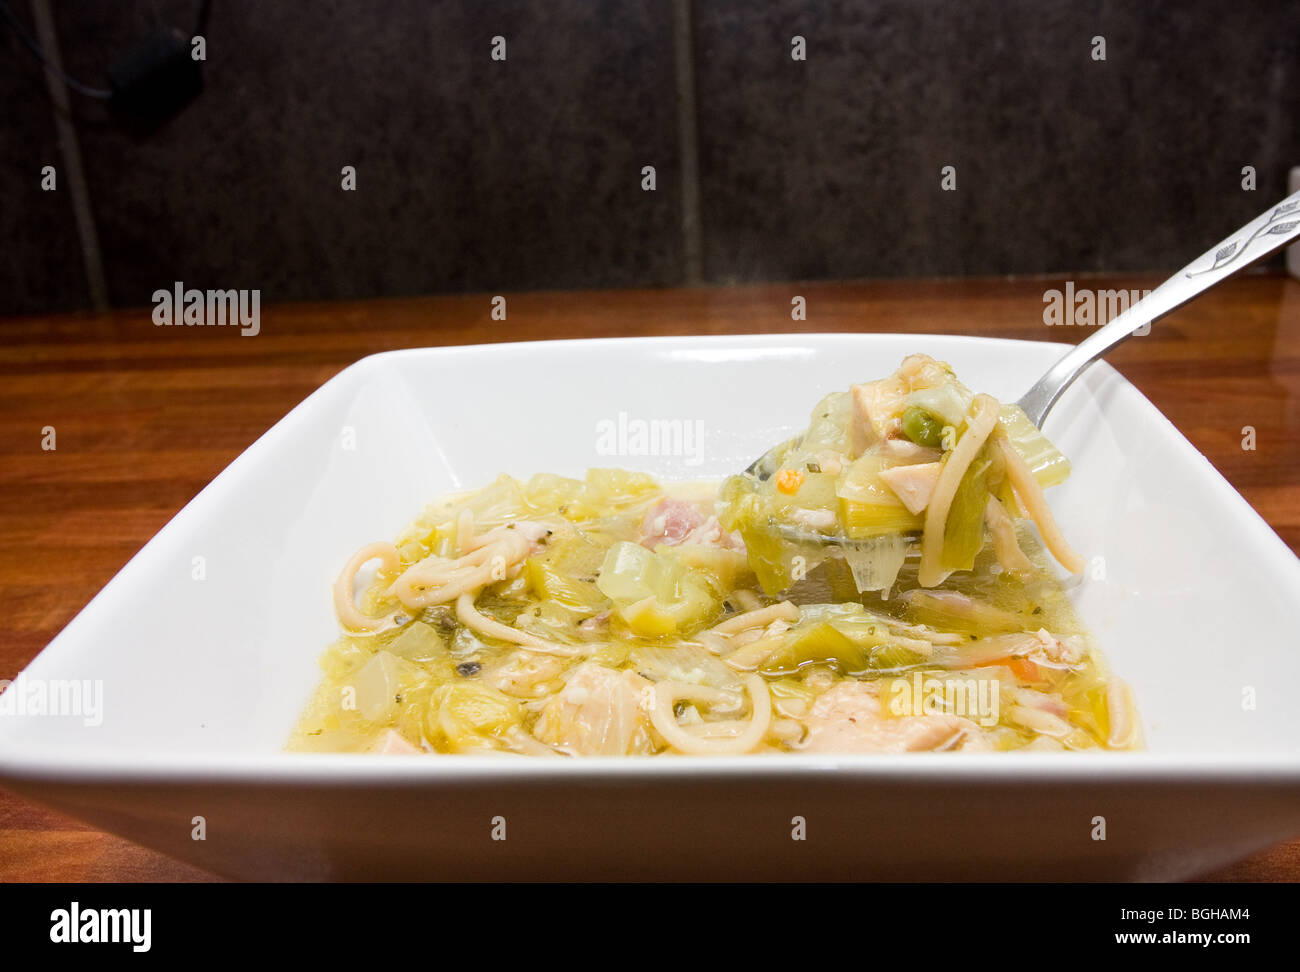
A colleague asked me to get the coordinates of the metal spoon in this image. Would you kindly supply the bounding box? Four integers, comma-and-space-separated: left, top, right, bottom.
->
747, 189, 1300, 547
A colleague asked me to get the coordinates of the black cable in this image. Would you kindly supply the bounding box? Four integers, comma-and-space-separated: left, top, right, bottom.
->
0, 0, 112, 99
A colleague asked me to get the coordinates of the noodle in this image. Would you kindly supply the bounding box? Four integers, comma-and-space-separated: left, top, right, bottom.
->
993, 430, 1085, 574
649, 675, 772, 754
334, 541, 402, 632
455, 592, 581, 658
710, 601, 800, 636
984, 494, 1034, 574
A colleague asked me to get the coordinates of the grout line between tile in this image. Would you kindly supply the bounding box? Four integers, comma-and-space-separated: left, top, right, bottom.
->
671, 0, 703, 285
31, 0, 109, 311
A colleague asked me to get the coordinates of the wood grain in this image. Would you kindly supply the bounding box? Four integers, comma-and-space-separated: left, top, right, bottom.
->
2, 272, 1298, 882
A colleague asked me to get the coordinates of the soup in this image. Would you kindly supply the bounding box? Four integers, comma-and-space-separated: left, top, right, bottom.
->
290, 354, 1139, 756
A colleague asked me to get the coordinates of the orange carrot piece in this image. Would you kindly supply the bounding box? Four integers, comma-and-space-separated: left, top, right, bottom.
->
775, 468, 805, 495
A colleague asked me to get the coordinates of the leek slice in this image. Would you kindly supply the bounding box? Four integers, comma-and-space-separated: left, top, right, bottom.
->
759, 617, 928, 676
940, 443, 992, 571
901, 589, 1027, 635
997, 404, 1071, 489
840, 499, 924, 538
759, 622, 865, 675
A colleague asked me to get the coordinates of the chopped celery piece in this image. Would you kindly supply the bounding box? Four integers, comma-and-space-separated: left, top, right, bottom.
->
998, 404, 1071, 489
767, 677, 819, 707
525, 469, 660, 521
597, 541, 719, 635
524, 532, 609, 612
388, 621, 449, 665
618, 576, 715, 636
784, 470, 839, 512
836, 453, 895, 503
583, 468, 660, 510
515, 599, 590, 643
828, 615, 900, 648
900, 406, 945, 448
743, 522, 805, 594
661, 544, 752, 594
588, 641, 632, 669
831, 616, 930, 672
940, 445, 992, 571
596, 542, 663, 603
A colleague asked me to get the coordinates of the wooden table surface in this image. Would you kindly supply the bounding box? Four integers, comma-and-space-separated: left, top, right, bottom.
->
2, 272, 1298, 882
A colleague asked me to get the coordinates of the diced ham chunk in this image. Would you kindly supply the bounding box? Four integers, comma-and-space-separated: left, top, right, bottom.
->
851, 382, 904, 454
878, 461, 943, 515
640, 498, 743, 550
796, 681, 983, 753
639, 498, 706, 547
850, 354, 956, 457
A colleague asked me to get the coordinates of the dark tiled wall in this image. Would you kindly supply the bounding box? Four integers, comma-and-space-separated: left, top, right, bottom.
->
1, 0, 1297, 315
693, 0, 1300, 281
0, 13, 92, 313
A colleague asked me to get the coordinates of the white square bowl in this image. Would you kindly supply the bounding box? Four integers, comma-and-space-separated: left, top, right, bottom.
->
2, 334, 1299, 881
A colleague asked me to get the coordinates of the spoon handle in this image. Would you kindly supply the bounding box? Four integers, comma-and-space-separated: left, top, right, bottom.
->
1017, 188, 1300, 427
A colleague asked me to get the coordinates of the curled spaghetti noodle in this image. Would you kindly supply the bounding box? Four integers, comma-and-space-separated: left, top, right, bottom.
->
336, 513, 577, 655
993, 430, 1085, 575
333, 541, 402, 632
650, 674, 772, 755
456, 592, 579, 657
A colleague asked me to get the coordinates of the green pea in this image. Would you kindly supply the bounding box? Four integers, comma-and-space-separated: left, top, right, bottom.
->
901, 406, 944, 448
